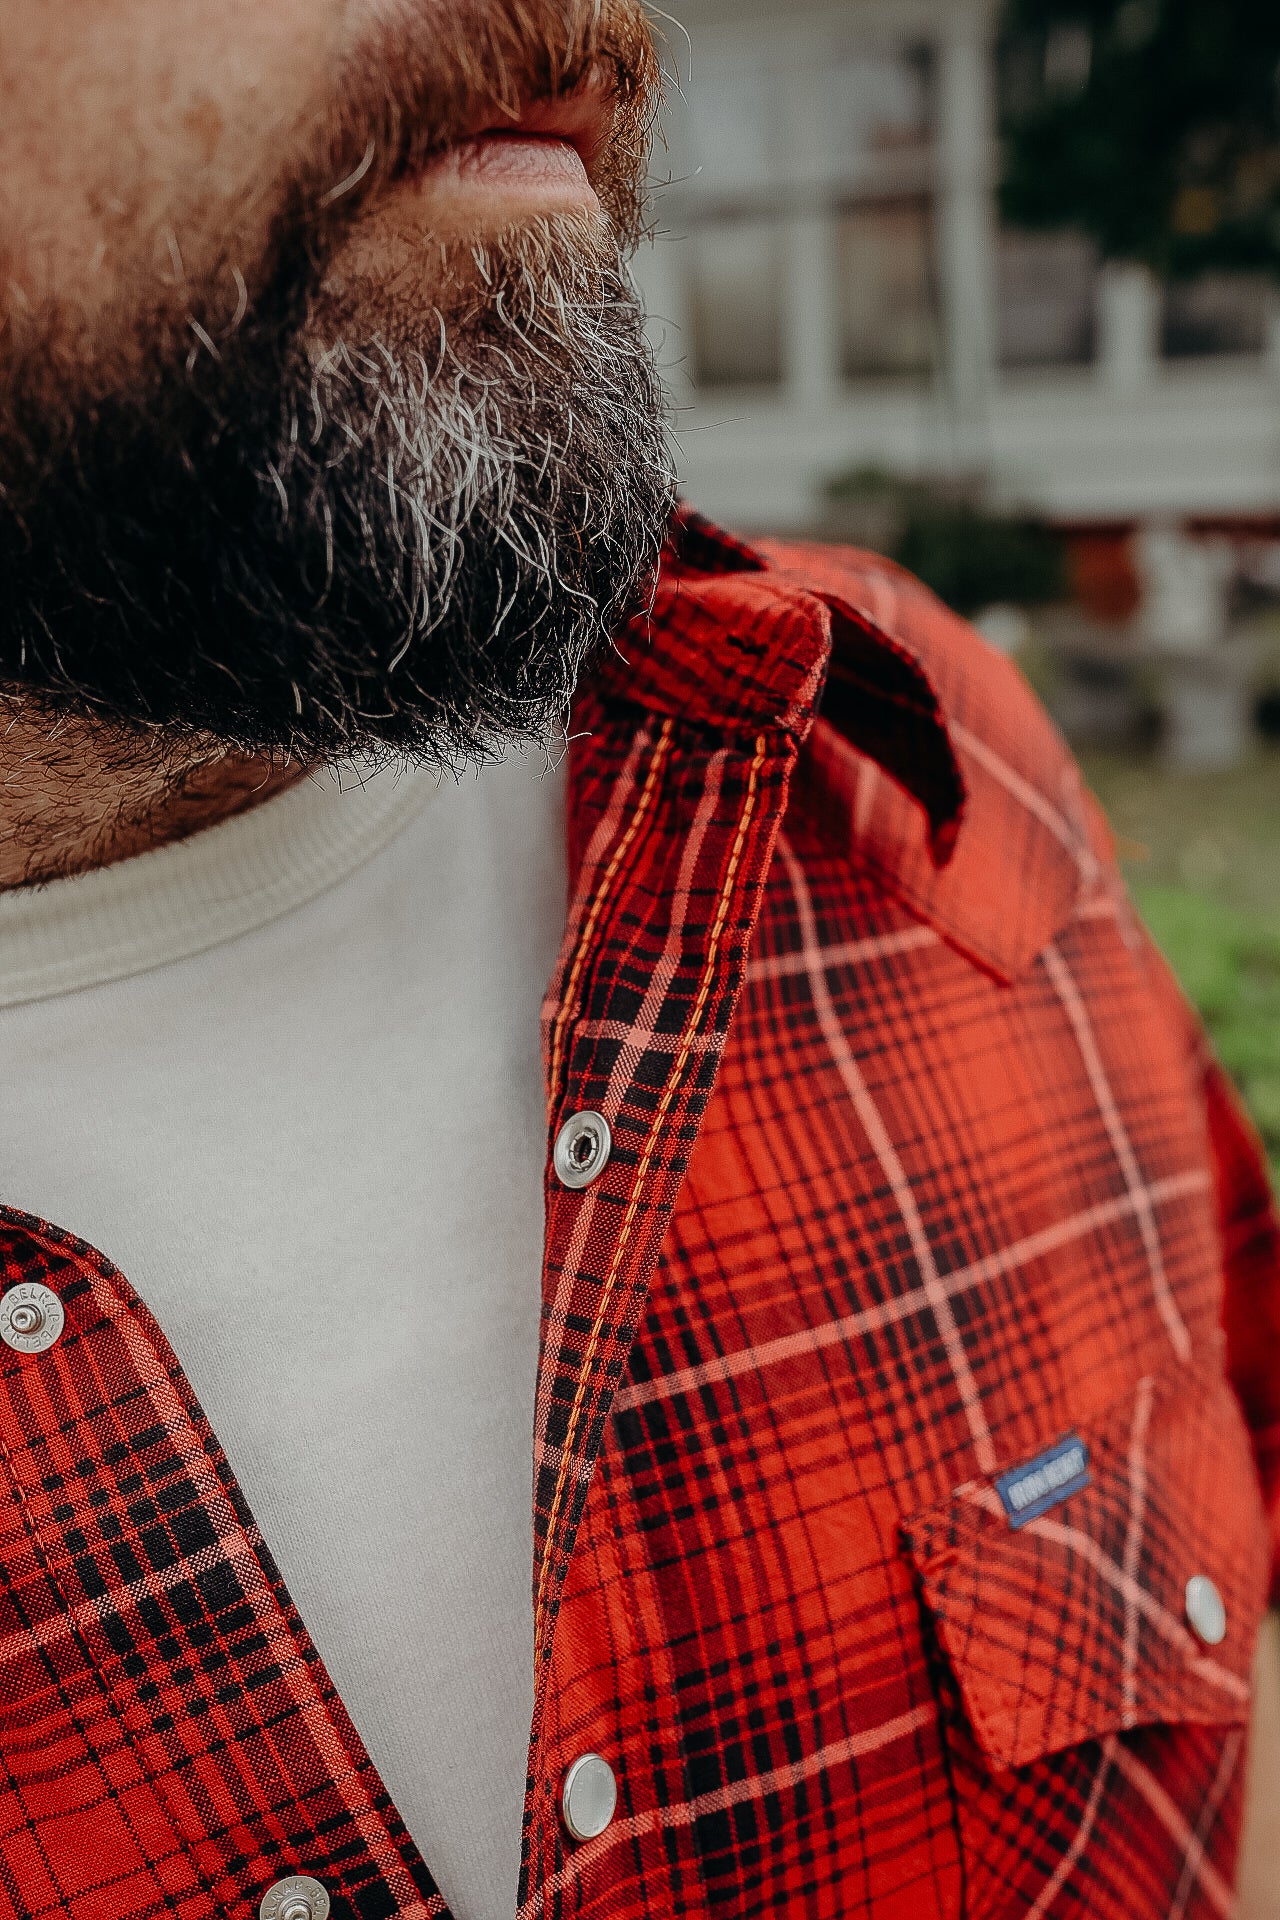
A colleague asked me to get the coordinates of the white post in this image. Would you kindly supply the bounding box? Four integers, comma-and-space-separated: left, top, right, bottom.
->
1097, 261, 1161, 391
779, 48, 841, 415
782, 214, 842, 414
936, 5, 999, 471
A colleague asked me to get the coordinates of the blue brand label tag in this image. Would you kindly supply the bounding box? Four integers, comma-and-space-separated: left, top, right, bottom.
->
995, 1435, 1091, 1529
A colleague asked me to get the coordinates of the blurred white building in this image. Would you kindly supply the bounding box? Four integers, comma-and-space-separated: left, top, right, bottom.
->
634, 0, 1280, 536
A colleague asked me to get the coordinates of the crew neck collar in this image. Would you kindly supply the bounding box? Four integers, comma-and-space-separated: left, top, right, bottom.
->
0, 759, 440, 1009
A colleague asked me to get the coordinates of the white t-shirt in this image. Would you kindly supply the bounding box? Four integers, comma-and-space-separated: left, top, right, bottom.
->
0, 751, 567, 1920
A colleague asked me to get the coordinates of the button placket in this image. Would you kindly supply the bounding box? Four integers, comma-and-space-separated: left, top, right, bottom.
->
528, 704, 797, 1894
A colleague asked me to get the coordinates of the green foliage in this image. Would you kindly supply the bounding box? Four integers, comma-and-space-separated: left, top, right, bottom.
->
824, 468, 1066, 616
1135, 883, 1280, 1185
999, 0, 1280, 277
894, 499, 1065, 618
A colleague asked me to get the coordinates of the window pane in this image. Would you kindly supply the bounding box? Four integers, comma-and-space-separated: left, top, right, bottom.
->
838, 201, 936, 379
689, 218, 784, 388
998, 230, 1098, 368
1162, 275, 1269, 359
828, 43, 935, 170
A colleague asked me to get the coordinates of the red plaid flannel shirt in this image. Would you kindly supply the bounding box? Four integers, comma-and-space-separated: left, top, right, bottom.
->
0, 510, 1277, 1920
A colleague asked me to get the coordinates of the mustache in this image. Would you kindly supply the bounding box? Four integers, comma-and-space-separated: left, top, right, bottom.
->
296, 0, 663, 243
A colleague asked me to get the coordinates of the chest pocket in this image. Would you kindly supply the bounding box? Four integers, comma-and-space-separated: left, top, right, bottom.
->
900, 1361, 1269, 1771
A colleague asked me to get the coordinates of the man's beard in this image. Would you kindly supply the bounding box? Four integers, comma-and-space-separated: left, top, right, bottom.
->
0, 1, 674, 769
0, 219, 673, 767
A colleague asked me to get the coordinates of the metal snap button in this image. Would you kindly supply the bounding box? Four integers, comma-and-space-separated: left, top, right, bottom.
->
258, 1876, 330, 1920
560, 1751, 618, 1843
0, 1283, 64, 1355
1185, 1574, 1227, 1647
553, 1111, 612, 1191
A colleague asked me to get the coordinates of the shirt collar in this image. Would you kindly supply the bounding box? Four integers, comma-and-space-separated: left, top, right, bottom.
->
602, 506, 964, 850
593, 507, 832, 741
600, 507, 1095, 984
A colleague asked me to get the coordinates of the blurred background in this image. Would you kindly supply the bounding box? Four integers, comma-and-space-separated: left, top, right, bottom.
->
635, 0, 1280, 1191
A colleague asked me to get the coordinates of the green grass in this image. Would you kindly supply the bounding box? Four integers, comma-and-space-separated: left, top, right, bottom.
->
1080, 748, 1280, 1191
1133, 885, 1280, 1186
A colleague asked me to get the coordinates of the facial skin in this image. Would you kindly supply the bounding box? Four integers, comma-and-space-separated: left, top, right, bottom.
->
0, 1, 653, 388
0, 0, 672, 883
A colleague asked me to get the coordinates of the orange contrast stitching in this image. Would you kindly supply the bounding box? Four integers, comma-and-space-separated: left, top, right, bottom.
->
534, 731, 770, 1648
548, 718, 676, 1099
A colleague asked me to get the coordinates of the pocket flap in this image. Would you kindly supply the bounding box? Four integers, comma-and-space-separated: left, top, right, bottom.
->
901, 1366, 1268, 1771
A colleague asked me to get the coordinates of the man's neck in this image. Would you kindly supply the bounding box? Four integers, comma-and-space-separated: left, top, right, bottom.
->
0, 702, 303, 889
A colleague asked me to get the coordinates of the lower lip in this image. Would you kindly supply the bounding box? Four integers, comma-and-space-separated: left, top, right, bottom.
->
421, 134, 597, 209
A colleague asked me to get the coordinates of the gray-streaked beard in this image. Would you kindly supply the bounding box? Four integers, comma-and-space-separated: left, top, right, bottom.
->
0, 216, 675, 771
276, 216, 676, 765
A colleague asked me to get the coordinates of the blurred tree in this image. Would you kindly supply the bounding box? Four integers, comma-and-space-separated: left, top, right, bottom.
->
999, 0, 1280, 278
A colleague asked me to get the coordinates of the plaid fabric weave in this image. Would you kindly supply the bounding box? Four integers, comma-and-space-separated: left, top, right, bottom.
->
0, 510, 1276, 1918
